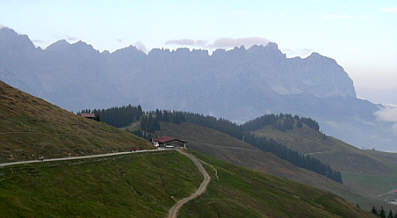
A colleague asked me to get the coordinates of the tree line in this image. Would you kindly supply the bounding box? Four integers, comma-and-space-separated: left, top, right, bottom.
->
80, 106, 342, 183
80, 105, 143, 128
371, 206, 396, 218
242, 113, 320, 132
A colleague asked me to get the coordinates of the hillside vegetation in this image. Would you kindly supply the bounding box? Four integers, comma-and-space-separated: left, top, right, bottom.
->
250, 115, 397, 201
91, 107, 342, 183
83, 105, 396, 209
0, 81, 152, 163
0, 151, 202, 218
250, 119, 390, 174
0, 148, 375, 218
179, 151, 375, 218
155, 122, 379, 209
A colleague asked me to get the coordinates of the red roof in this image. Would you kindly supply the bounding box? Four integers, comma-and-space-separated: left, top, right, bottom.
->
152, 136, 175, 143
80, 113, 96, 118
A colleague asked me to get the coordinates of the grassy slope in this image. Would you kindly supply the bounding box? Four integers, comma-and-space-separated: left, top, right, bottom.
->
0, 148, 374, 218
180, 151, 375, 218
155, 122, 377, 208
253, 125, 397, 199
0, 80, 152, 162
253, 126, 391, 174
0, 151, 202, 218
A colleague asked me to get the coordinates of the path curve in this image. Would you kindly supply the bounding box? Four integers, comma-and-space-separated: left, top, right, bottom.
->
167, 150, 210, 218
201, 160, 218, 181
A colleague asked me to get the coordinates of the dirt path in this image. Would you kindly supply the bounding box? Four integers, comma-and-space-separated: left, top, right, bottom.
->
0, 148, 174, 167
0, 131, 37, 134
167, 150, 210, 218
304, 150, 332, 156
201, 160, 218, 181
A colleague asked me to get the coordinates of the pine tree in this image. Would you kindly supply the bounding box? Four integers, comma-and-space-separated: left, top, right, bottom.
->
388, 210, 393, 218
372, 206, 378, 216
380, 207, 386, 218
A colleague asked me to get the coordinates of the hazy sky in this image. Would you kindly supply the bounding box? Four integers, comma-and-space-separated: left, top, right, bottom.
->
1, 0, 396, 104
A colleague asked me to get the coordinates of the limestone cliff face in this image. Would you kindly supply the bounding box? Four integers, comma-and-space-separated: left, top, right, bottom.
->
1, 27, 395, 150
0, 28, 356, 106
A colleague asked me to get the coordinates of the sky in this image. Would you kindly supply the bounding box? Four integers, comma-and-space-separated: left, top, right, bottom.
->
0, 0, 396, 104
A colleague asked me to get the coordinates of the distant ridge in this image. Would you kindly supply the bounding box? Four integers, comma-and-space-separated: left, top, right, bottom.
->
0, 27, 395, 151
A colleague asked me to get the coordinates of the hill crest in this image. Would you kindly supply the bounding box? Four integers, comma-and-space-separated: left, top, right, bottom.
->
0, 80, 151, 162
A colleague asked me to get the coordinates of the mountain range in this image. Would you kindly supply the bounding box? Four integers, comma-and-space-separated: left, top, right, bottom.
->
0, 27, 395, 151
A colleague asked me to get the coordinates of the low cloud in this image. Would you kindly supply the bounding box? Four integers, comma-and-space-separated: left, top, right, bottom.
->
165, 39, 208, 47
115, 38, 146, 53
381, 7, 397, 13
134, 41, 147, 53
208, 37, 269, 49
282, 48, 313, 58
66, 35, 78, 41
375, 106, 397, 136
165, 37, 270, 49
375, 106, 397, 122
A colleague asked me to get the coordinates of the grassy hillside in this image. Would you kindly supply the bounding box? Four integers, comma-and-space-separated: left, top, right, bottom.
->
252, 124, 397, 202
0, 80, 152, 162
155, 122, 379, 209
0, 151, 202, 218
253, 125, 391, 174
180, 151, 375, 218
0, 148, 375, 218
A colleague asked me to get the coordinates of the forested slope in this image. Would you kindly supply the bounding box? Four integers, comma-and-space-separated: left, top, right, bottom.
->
90, 106, 342, 183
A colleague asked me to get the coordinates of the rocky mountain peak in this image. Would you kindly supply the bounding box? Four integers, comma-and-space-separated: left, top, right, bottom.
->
247, 42, 286, 59
46, 39, 71, 51
0, 27, 35, 50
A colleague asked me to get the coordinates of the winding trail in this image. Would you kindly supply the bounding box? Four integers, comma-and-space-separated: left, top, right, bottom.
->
201, 160, 218, 181
1, 147, 211, 218
167, 150, 210, 218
